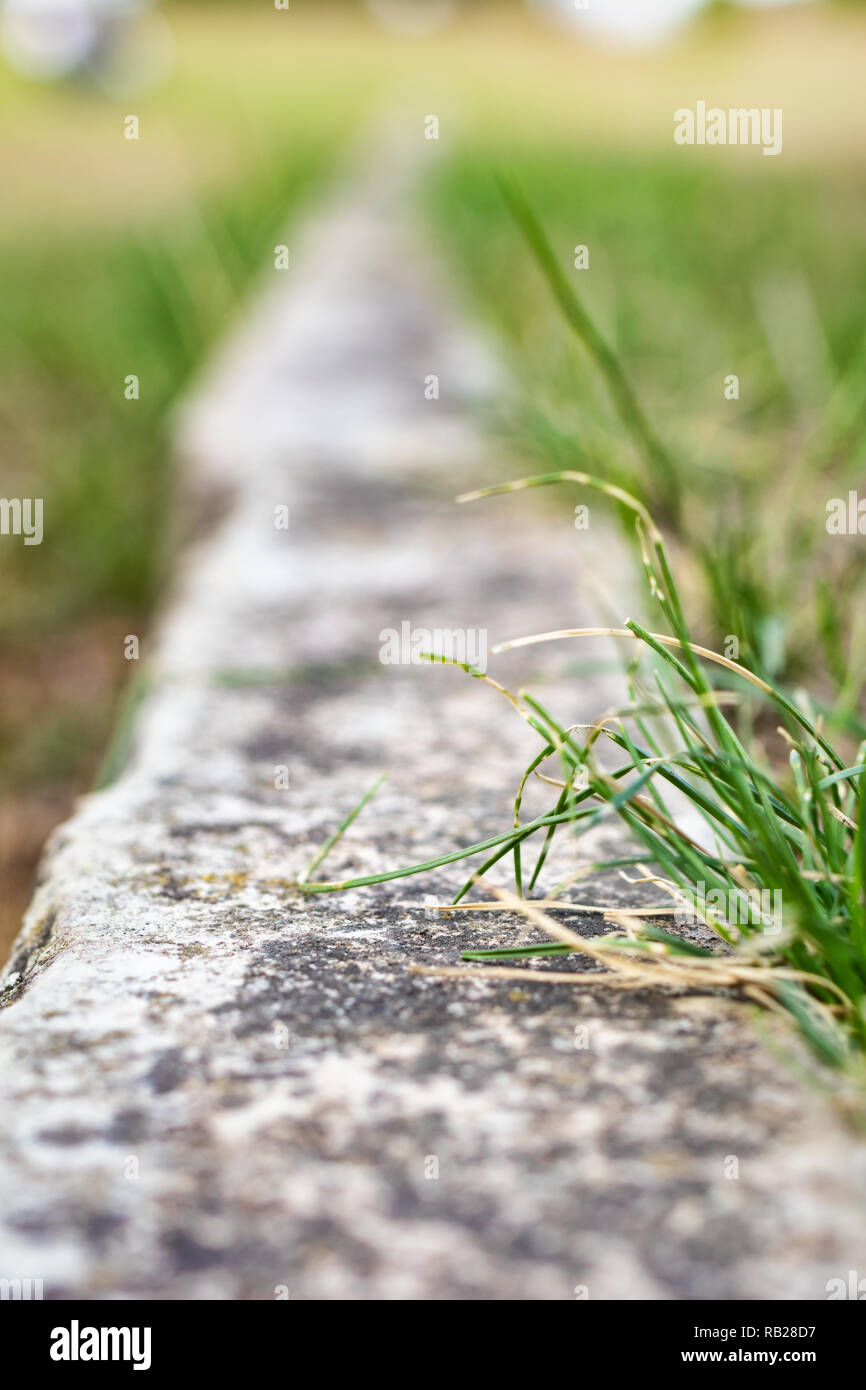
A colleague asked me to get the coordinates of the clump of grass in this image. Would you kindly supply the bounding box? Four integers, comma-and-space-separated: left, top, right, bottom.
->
301, 190, 866, 1076
302, 466, 866, 1071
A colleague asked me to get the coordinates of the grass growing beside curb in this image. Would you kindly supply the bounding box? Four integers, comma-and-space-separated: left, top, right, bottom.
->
301, 467, 866, 1073
301, 190, 866, 1078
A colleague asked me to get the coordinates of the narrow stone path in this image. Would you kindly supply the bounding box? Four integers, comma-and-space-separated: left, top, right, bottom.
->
1, 144, 864, 1300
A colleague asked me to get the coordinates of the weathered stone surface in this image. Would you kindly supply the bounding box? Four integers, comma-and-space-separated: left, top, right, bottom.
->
1, 149, 865, 1301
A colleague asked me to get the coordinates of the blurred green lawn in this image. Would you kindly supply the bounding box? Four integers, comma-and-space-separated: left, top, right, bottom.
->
1, 0, 865, 955
430, 144, 866, 692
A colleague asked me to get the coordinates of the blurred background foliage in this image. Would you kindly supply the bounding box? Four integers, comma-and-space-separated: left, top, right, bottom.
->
0, 0, 864, 955
430, 149, 866, 694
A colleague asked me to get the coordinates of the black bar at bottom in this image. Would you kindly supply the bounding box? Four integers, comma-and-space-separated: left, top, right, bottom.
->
1, 1298, 863, 1374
